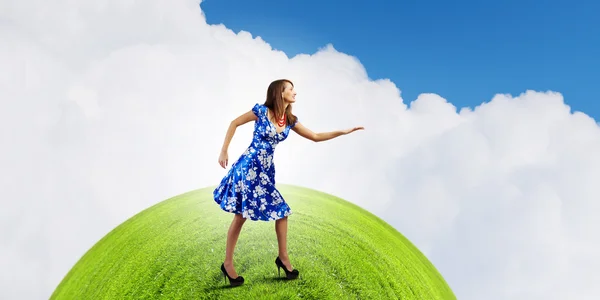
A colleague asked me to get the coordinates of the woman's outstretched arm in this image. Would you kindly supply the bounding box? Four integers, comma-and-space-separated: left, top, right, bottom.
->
291, 122, 364, 142
218, 110, 258, 168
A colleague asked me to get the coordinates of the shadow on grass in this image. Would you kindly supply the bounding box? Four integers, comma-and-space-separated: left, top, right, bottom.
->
255, 276, 296, 283
247, 275, 302, 287
203, 284, 242, 292
204, 275, 299, 292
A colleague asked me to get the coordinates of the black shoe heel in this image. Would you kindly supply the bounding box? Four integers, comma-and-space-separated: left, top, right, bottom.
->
275, 256, 299, 279
221, 263, 244, 286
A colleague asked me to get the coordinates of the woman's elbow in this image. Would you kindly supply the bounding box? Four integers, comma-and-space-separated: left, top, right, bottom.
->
312, 133, 320, 142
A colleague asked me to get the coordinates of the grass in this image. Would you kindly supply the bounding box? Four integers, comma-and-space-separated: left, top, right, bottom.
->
51, 184, 456, 300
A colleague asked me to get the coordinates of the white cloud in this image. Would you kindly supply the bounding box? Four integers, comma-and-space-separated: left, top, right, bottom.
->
1, 1, 599, 299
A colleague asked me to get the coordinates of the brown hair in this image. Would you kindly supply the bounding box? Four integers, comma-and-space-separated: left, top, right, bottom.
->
264, 79, 298, 126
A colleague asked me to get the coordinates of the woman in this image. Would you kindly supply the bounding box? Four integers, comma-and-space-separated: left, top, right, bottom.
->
213, 79, 364, 286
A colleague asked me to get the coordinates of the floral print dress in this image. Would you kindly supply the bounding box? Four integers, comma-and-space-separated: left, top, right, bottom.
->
213, 103, 298, 221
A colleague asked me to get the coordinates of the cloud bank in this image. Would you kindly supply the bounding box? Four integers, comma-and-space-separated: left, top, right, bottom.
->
1, 1, 599, 299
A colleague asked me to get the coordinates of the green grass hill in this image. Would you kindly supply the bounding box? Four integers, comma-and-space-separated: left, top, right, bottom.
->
51, 184, 456, 299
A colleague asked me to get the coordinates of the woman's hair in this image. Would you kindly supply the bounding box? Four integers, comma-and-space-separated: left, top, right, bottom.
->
264, 79, 298, 126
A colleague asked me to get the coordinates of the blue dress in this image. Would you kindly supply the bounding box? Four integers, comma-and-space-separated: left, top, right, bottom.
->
213, 103, 298, 221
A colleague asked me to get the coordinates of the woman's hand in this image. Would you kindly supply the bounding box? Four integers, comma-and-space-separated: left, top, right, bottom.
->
342, 126, 365, 135
218, 150, 229, 169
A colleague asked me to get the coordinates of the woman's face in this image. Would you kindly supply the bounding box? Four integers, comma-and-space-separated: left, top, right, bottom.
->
282, 82, 296, 104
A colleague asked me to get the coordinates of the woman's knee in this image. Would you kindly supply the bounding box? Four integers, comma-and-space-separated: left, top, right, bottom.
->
234, 214, 246, 223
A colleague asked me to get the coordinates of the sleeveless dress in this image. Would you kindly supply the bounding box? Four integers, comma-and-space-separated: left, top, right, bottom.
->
213, 103, 298, 221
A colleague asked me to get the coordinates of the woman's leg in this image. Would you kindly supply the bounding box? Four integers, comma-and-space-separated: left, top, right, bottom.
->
275, 216, 294, 270
224, 213, 246, 277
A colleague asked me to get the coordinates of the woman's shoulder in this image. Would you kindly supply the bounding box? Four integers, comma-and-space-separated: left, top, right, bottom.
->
252, 103, 266, 116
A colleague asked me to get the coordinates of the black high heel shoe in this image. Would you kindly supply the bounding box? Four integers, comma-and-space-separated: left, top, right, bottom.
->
221, 263, 244, 286
275, 256, 299, 279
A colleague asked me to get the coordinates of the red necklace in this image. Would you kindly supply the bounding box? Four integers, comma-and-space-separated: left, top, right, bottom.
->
276, 114, 286, 127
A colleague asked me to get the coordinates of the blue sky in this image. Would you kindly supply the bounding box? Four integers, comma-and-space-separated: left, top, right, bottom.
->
201, 0, 599, 120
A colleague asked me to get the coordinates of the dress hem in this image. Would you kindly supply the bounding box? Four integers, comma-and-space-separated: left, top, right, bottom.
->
215, 200, 293, 221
